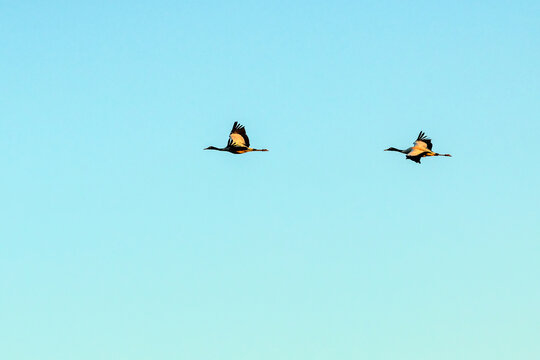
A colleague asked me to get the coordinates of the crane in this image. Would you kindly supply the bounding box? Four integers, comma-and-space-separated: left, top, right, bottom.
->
385, 131, 451, 163
204, 122, 269, 154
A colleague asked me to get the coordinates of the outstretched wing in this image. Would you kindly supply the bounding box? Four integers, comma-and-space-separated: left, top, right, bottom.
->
227, 122, 250, 147
413, 131, 433, 150
407, 151, 429, 163
407, 147, 427, 157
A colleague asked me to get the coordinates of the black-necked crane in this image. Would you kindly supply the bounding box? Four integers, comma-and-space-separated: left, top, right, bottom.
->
385, 131, 451, 163
204, 122, 269, 154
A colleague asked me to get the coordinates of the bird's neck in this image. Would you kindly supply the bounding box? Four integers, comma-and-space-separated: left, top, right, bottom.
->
206, 146, 226, 151
387, 147, 407, 153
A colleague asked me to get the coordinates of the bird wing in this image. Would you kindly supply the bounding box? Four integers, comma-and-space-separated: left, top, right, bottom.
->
407, 147, 428, 157
227, 122, 250, 147
414, 131, 433, 150
407, 152, 429, 163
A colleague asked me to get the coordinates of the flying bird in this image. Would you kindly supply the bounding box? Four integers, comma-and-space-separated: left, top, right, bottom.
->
204, 122, 269, 154
385, 131, 451, 163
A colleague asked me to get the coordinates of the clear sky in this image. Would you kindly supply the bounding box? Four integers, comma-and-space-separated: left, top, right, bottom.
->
1, 1, 539, 359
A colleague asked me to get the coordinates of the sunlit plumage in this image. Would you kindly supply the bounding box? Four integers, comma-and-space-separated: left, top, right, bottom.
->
204, 122, 269, 154
385, 131, 452, 163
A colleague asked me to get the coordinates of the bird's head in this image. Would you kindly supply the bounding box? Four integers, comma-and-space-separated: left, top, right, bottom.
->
384, 147, 399, 152
204, 146, 218, 150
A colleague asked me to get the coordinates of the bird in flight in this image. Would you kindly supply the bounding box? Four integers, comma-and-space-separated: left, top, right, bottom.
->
385, 131, 452, 163
204, 122, 269, 154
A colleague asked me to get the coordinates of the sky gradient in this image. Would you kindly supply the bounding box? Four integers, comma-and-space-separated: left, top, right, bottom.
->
1, 1, 539, 359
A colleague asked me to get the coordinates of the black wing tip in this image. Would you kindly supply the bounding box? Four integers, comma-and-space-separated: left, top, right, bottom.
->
406, 156, 422, 164
231, 122, 246, 134
232, 121, 246, 131
417, 130, 431, 142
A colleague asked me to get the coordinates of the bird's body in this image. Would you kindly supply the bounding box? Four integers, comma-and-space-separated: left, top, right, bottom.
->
205, 122, 268, 154
385, 131, 451, 163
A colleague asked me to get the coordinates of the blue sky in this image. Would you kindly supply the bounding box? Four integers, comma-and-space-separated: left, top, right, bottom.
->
1, 1, 539, 359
